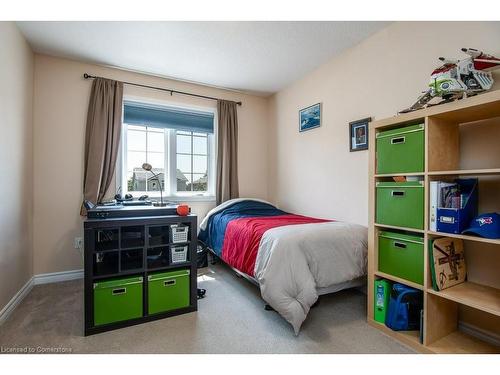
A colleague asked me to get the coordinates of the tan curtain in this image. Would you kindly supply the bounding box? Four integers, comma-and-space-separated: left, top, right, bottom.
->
80, 78, 123, 215
216, 100, 239, 205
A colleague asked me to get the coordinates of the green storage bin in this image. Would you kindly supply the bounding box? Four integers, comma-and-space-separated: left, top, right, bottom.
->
93, 276, 143, 326
378, 231, 424, 285
148, 269, 190, 315
376, 124, 424, 174
374, 279, 391, 323
376, 181, 424, 229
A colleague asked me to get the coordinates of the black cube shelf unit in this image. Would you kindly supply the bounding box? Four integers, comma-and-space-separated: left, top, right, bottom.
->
83, 214, 198, 336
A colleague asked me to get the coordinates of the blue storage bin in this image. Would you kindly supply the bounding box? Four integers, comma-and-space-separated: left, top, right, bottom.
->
436, 178, 478, 234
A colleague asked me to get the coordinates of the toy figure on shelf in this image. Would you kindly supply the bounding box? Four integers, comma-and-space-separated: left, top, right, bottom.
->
400, 48, 500, 113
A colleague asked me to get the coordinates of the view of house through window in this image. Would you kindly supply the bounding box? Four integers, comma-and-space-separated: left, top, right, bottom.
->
123, 121, 212, 197
176, 131, 209, 192
127, 125, 166, 193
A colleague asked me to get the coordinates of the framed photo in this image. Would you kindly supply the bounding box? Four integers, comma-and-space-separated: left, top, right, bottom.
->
299, 103, 321, 132
349, 117, 371, 152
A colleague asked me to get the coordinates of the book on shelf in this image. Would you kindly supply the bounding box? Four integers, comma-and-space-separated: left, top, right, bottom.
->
430, 181, 438, 232
429, 237, 467, 291
419, 309, 424, 344
439, 182, 461, 208
430, 181, 470, 231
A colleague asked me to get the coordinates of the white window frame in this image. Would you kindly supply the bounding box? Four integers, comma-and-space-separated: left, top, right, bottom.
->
117, 96, 217, 202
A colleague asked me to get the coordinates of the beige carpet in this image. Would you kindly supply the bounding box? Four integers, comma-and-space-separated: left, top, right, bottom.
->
0, 263, 413, 354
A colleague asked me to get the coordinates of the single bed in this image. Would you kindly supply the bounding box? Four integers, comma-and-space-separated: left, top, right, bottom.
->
198, 198, 368, 334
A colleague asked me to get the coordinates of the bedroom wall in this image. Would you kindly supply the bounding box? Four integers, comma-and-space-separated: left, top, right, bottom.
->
268, 21, 500, 226
0, 23, 34, 311
32, 54, 269, 275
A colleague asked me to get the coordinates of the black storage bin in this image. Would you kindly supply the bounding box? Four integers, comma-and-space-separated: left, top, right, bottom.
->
93, 251, 119, 276
121, 226, 144, 248
148, 225, 170, 246
147, 247, 169, 269
121, 248, 143, 271
95, 229, 119, 251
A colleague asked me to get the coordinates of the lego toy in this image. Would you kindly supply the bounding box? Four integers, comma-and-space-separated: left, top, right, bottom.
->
400, 48, 500, 113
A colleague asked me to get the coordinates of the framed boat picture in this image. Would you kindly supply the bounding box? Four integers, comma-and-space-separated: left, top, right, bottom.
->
299, 103, 321, 132
349, 117, 371, 152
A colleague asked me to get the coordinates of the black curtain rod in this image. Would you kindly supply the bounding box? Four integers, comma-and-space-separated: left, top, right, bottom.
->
83, 73, 242, 106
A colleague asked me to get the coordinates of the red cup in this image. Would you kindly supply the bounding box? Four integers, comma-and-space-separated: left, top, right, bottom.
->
176, 204, 189, 216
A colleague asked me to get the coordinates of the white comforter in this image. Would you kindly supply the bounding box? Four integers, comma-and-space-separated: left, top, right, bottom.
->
200, 199, 368, 334
255, 221, 367, 334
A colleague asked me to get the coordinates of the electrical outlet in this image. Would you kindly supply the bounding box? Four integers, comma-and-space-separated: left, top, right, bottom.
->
74, 237, 83, 249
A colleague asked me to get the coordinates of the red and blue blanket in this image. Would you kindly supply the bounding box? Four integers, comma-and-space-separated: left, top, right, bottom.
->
198, 200, 329, 277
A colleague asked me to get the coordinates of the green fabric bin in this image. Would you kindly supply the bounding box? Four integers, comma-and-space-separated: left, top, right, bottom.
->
376, 181, 424, 229
378, 231, 424, 285
148, 269, 190, 315
376, 124, 424, 174
93, 276, 143, 326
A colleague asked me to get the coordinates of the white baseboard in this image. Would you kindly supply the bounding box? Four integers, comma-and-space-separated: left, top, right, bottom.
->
33, 269, 83, 285
0, 269, 83, 325
0, 277, 34, 325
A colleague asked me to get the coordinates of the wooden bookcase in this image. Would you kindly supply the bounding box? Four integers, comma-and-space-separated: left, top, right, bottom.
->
368, 90, 500, 353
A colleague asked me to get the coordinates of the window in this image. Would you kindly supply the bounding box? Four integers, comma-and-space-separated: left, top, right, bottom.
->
176, 131, 209, 192
120, 100, 215, 200
126, 125, 166, 193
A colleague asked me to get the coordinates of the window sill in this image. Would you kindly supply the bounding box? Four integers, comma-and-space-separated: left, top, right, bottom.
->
137, 195, 216, 203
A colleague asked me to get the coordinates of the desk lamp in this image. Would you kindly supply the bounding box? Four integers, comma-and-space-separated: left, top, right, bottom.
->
142, 163, 167, 207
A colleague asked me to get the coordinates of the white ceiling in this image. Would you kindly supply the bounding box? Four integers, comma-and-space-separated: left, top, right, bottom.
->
17, 21, 389, 96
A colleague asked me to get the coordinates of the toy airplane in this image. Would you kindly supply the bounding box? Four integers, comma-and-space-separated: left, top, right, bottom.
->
400, 48, 500, 113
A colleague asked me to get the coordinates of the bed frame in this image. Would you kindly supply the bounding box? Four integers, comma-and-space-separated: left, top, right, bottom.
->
203, 243, 366, 297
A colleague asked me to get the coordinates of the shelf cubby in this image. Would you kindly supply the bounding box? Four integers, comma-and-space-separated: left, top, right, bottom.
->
120, 248, 143, 271
147, 246, 170, 269
93, 251, 119, 276
428, 115, 500, 173
425, 292, 500, 353
427, 330, 499, 354
427, 282, 500, 317
427, 174, 500, 217
95, 228, 119, 251
121, 225, 145, 249
368, 319, 427, 353
147, 225, 170, 246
